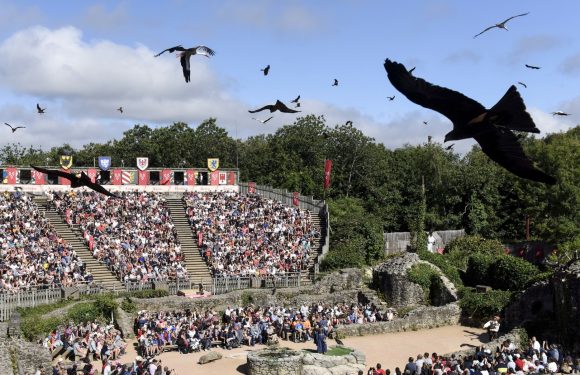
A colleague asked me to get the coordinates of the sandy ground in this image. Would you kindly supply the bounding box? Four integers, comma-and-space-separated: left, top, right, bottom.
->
96, 325, 486, 374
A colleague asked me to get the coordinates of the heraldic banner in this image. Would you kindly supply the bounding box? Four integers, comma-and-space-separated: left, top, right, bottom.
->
60, 155, 73, 170
207, 158, 219, 172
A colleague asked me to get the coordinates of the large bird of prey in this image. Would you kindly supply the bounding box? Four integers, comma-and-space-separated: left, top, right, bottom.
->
261, 65, 270, 76
117, 106, 123, 113
384, 58, 556, 185
154, 45, 215, 82
387, 95, 396, 101
37, 103, 46, 114
248, 100, 300, 114
552, 111, 570, 116
4, 123, 25, 133
332, 79, 339, 86
525, 64, 541, 70
31, 165, 122, 198
473, 12, 529, 38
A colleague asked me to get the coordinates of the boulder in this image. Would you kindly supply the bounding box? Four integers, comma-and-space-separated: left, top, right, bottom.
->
302, 365, 332, 375
198, 351, 223, 364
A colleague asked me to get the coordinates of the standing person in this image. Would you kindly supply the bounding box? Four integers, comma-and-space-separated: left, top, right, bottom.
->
483, 316, 500, 341
375, 363, 387, 375
315, 328, 327, 354
427, 232, 436, 253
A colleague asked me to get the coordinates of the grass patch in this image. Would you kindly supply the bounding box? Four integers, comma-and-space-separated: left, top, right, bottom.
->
326, 346, 353, 356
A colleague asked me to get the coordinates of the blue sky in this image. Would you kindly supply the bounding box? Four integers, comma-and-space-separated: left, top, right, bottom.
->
0, 0, 578, 152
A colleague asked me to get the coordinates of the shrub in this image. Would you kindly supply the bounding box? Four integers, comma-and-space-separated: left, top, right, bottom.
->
320, 239, 366, 271
240, 291, 254, 307
66, 302, 100, 323
464, 253, 496, 287
407, 263, 443, 305
120, 297, 137, 313
459, 288, 513, 322
126, 289, 170, 299
445, 235, 504, 269
21, 316, 62, 341
490, 255, 540, 291
418, 250, 463, 287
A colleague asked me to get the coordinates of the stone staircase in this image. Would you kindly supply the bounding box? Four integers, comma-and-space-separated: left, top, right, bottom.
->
301, 210, 327, 285
166, 198, 212, 285
33, 195, 124, 291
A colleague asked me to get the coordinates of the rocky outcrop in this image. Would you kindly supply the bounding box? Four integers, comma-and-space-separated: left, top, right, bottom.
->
198, 351, 223, 364
0, 337, 52, 375
373, 253, 425, 307
335, 303, 461, 337
247, 347, 365, 375
373, 253, 457, 307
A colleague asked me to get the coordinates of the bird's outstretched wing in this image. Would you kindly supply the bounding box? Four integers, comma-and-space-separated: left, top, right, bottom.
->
384, 59, 486, 127
154, 45, 185, 57
88, 182, 122, 198
4, 123, 14, 130
194, 46, 215, 57
248, 105, 274, 114
474, 128, 556, 185
500, 12, 530, 25
473, 25, 498, 38
274, 100, 300, 113
31, 165, 72, 180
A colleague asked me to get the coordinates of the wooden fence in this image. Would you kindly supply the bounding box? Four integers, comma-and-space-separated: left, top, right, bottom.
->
0, 287, 62, 321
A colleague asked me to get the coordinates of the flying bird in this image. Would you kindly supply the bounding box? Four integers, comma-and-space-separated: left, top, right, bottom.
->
332, 79, 339, 86
345, 120, 353, 126
37, 103, 46, 114
155, 45, 215, 82
31, 165, 122, 198
445, 144, 455, 151
248, 100, 300, 114
384, 58, 555, 185
387, 95, 396, 101
117, 107, 123, 113
525, 64, 541, 70
4, 123, 25, 133
295, 102, 301, 108
291, 95, 300, 103
423, 121, 428, 125
261, 65, 270, 76
517, 82, 527, 88
552, 111, 571, 116
473, 12, 530, 38
251, 116, 274, 124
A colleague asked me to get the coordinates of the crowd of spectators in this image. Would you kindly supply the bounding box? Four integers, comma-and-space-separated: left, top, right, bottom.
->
183, 192, 319, 277
51, 191, 187, 283
133, 300, 396, 356
367, 336, 579, 375
43, 319, 127, 373
0, 191, 91, 293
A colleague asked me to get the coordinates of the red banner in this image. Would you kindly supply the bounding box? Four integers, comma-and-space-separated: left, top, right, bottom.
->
210, 171, 219, 185
249, 182, 256, 194
87, 168, 97, 183
66, 209, 72, 224
218, 172, 227, 185
293, 192, 299, 206
59, 169, 71, 185
161, 169, 172, 185
112, 169, 122, 185
138, 170, 149, 185
228, 171, 236, 185
198, 232, 203, 247
32, 169, 45, 185
324, 159, 333, 190
186, 169, 196, 186
5, 168, 17, 184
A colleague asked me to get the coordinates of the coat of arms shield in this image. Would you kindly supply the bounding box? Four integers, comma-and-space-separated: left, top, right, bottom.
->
207, 158, 219, 172
98, 156, 112, 171
136, 157, 149, 171
59, 155, 73, 170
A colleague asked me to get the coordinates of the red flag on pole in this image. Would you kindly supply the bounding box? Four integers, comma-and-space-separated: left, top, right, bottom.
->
293, 192, 299, 206
324, 159, 333, 190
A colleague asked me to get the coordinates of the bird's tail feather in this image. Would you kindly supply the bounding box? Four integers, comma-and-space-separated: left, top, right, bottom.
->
489, 86, 539, 133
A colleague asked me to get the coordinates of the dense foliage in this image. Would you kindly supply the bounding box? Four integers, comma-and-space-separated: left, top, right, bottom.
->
465, 253, 542, 291
445, 235, 505, 269
407, 263, 443, 304
459, 288, 514, 321
1, 117, 578, 268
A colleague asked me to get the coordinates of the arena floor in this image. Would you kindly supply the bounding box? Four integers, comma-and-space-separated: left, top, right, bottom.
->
113, 325, 487, 374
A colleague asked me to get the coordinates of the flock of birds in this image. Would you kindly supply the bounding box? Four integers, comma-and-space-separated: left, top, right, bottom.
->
3, 11, 575, 197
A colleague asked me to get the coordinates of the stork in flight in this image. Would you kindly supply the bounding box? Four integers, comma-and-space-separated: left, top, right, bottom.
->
552, 111, 571, 116
37, 103, 46, 114
248, 100, 300, 114
117, 107, 123, 113
525, 64, 541, 70
4, 123, 25, 133
387, 95, 396, 101
473, 12, 529, 38
251, 116, 274, 124
154, 45, 216, 82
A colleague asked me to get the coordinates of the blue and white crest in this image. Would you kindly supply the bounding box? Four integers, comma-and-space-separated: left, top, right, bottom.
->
98, 156, 112, 171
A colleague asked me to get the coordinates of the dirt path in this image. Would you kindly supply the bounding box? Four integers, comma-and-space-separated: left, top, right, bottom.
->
98, 325, 486, 374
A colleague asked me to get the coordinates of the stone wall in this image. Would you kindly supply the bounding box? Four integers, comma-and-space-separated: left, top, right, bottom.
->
335, 303, 461, 338
443, 328, 525, 359
0, 337, 52, 375
247, 347, 366, 375
373, 253, 425, 307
